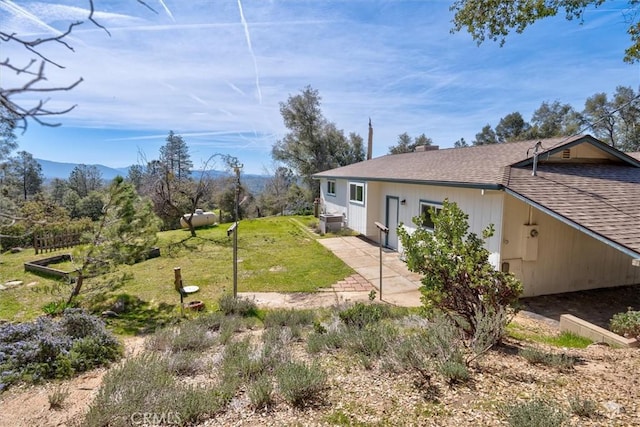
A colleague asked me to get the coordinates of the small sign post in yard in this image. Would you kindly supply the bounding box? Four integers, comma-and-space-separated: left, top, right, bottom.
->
374, 221, 389, 301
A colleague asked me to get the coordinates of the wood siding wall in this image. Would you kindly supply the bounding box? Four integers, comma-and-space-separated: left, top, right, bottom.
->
501, 195, 640, 296
361, 182, 504, 268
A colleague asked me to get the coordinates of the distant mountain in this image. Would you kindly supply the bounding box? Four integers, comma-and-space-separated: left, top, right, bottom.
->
36, 159, 269, 193
36, 159, 129, 181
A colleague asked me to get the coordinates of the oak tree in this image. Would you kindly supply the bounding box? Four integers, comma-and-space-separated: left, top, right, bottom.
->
450, 0, 640, 63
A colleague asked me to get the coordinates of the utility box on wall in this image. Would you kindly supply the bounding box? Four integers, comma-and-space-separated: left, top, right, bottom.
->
522, 224, 539, 261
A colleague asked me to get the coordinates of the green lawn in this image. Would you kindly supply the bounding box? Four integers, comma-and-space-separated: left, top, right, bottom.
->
0, 216, 354, 328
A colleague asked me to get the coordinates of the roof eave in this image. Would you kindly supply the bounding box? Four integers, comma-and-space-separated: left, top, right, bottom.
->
511, 135, 640, 168
314, 175, 503, 190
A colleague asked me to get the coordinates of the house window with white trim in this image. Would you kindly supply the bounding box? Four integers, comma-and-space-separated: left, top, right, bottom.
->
327, 180, 336, 196
349, 182, 364, 204
419, 200, 442, 231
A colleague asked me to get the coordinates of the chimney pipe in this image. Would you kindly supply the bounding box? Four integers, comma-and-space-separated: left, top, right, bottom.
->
367, 118, 373, 160
532, 141, 542, 176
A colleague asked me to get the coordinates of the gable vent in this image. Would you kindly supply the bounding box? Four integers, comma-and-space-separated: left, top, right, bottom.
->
562, 149, 571, 159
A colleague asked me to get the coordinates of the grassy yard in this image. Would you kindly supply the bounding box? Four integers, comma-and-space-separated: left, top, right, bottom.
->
0, 216, 353, 330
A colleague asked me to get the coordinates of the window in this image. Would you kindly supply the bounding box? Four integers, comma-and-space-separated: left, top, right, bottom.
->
419, 201, 442, 231
327, 180, 336, 196
349, 182, 364, 203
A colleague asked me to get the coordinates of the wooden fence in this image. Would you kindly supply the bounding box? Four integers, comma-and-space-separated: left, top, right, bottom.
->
34, 231, 83, 254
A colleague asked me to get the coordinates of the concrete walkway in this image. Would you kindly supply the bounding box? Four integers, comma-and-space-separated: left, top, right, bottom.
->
239, 236, 423, 309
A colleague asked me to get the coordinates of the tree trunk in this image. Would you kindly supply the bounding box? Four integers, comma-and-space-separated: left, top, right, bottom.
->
67, 272, 83, 304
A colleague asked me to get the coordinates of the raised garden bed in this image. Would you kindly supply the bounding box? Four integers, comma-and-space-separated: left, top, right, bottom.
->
560, 314, 639, 348
24, 254, 78, 282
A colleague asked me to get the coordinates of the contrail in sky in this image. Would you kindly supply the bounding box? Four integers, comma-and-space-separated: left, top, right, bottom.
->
237, 0, 263, 104
2, 0, 64, 36
156, 0, 175, 22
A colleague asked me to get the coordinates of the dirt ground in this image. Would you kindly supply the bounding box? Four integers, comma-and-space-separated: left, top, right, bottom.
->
1, 288, 640, 426
0, 336, 145, 427
521, 284, 640, 329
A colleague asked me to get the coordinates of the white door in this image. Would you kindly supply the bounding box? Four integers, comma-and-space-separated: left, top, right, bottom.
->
385, 196, 399, 249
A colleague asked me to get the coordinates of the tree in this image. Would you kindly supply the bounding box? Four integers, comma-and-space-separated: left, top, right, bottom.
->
4, 150, 43, 200
76, 192, 105, 221
160, 131, 193, 181
49, 178, 69, 205
582, 92, 617, 148
272, 86, 364, 198
388, 132, 434, 154
612, 86, 640, 151
530, 100, 580, 138
398, 199, 522, 336
68, 176, 160, 304
258, 166, 295, 216
473, 124, 498, 145
126, 164, 146, 194
450, 0, 640, 63
1, 1, 156, 130
389, 133, 413, 154
495, 112, 531, 142
68, 165, 103, 198
0, 110, 19, 227
454, 137, 469, 148
0, 108, 18, 161
414, 133, 433, 147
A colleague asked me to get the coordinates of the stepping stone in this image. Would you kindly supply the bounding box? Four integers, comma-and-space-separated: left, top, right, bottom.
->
2, 280, 23, 289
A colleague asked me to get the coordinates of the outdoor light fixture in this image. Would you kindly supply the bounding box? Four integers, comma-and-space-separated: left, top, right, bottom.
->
400, 199, 406, 205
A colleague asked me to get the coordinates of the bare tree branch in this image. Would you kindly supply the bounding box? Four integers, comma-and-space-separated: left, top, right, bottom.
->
0, 0, 153, 131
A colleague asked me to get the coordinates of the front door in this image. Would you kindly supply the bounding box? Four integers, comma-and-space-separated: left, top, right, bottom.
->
385, 196, 399, 249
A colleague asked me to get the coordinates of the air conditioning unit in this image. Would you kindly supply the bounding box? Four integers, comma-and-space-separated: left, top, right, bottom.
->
319, 214, 343, 234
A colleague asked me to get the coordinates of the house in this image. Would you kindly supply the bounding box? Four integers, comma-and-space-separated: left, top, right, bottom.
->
313, 135, 640, 297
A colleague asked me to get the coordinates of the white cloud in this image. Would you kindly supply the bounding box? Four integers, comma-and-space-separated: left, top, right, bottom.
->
4, 0, 640, 172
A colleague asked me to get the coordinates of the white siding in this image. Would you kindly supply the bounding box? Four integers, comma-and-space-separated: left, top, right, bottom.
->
501, 195, 640, 296
319, 178, 368, 235
361, 182, 505, 268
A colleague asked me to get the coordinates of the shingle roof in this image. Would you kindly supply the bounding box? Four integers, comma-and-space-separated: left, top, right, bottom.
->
314, 134, 640, 258
506, 164, 640, 257
314, 136, 583, 187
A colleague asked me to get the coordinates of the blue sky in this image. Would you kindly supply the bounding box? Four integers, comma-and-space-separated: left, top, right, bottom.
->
2, 0, 640, 174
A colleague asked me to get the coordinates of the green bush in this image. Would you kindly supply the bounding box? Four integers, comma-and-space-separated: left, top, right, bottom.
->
519, 348, 577, 371
84, 353, 227, 427
398, 199, 522, 336
42, 300, 78, 317
171, 324, 216, 352
48, 386, 69, 410
338, 302, 392, 329
307, 329, 345, 354
220, 339, 266, 383
383, 331, 432, 378
276, 361, 328, 408
504, 398, 568, 427
264, 308, 315, 329
168, 351, 203, 376
437, 359, 469, 384
346, 322, 397, 360
192, 312, 226, 331
610, 309, 640, 338
0, 310, 121, 391
568, 394, 599, 418
69, 335, 123, 372
249, 374, 274, 409
262, 327, 293, 367
217, 294, 257, 317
